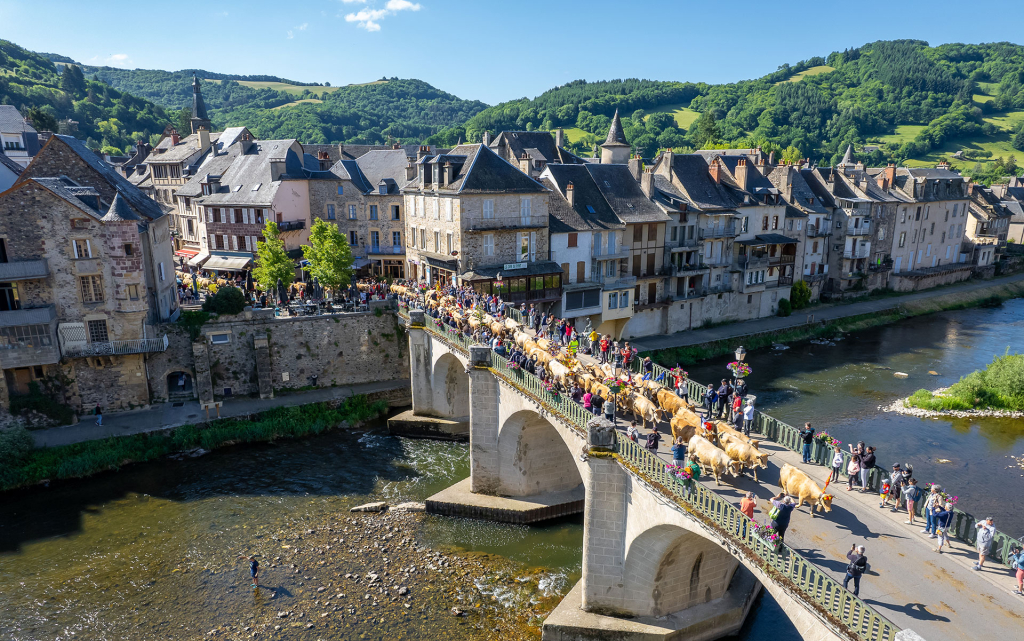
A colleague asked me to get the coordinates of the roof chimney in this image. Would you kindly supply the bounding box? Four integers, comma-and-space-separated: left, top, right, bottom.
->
520, 152, 530, 174
628, 156, 642, 181
482, 131, 492, 146
709, 159, 720, 184
877, 162, 896, 190
565, 181, 575, 207
417, 145, 430, 161
198, 127, 211, 154
443, 162, 454, 187
735, 158, 749, 191
406, 161, 417, 182
640, 166, 654, 197
318, 150, 331, 171
937, 160, 951, 171
170, 129, 180, 146
768, 150, 775, 165
555, 128, 564, 148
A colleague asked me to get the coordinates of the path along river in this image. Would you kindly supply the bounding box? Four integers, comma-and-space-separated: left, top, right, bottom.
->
1, 299, 1021, 640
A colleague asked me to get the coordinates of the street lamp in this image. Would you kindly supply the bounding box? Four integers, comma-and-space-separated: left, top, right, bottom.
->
735, 346, 747, 362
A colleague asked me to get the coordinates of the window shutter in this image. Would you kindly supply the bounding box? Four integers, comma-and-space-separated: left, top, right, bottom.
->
86, 240, 91, 257
530, 231, 536, 260
209, 234, 216, 248
72, 241, 79, 259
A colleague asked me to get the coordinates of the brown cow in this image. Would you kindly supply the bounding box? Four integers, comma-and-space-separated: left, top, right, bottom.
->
779, 464, 834, 516
656, 388, 689, 416
720, 436, 770, 482
631, 395, 664, 430
687, 435, 741, 485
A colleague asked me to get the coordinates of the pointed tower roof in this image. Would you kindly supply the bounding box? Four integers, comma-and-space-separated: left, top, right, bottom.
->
192, 74, 209, 121
101, 192, 139, 222
603, 109, 629, 147
839, 144, 853, 166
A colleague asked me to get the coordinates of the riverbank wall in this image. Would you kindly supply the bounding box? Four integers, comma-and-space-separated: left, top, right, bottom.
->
644, 277, 1024, 366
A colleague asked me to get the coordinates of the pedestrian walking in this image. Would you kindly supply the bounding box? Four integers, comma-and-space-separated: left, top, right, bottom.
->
94, 404, 103, 426
903, 478, 921, 526
592, 393, 605, 417
769, 494, 796, 540
974, 516, 997, 570
843, 545, 868, 596
239, 554, 260, 587
799, 423, 814, 464
627, 421, 640, 443
933, 501, 954, 554
645, 428, 662, 454
671, 436, 687, 466
742, 400, 755, 436
1009, 543, 1024, 595
740, 491, 756, 519
830, 445, 844, 483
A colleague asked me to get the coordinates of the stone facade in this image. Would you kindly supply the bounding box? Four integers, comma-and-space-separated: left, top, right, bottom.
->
146, 309, 410, 402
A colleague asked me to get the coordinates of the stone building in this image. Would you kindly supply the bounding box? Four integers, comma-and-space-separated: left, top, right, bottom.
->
0, 105, 40, 168
990, 177, 1024, 245
404, 143, 563, 301
488, 129, 584, 179
0, 179, 168, 413
306, 148, 409, 278
0, 151, 23, 192
964, 183, 1012, 268
769, 164, 833, 300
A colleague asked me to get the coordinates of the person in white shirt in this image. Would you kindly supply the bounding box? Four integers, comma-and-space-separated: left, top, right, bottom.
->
975, 516, 997, 570
742, 401, 755, 436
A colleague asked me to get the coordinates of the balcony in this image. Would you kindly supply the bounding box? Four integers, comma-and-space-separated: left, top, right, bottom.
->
805, 225, 831, 238
803, 272, 828, 282
843, 247, 871, 260
846, 220, 872, 236
776, 275, 794, 286
465, 219, 545, 232
501, 288, 562, 304
277, 220, 306, 232
0, 305, 60, 367
736, 255, 769, 271
367, 245, 405, 256
61, 335, 169, 359
592, 246, 631, 260
768, 254, 796, 266
698, 224, 738, 239
670, 237, 701, 249
868, 258, 894, 273
672, 262, 710, 276
600, 275, 637, 290
0, 259, 49, 281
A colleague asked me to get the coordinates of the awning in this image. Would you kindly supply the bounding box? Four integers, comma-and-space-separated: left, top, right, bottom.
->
188, 250, 210, 267
353, 258, 372, 269
461, 260, 563, 281
204, 252, 253, 271
736, 234, 799, 246
175, 248, 199, 258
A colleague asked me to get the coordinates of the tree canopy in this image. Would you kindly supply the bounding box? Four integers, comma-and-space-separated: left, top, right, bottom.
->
302, 219, 354, 294
252, 221, 294, 295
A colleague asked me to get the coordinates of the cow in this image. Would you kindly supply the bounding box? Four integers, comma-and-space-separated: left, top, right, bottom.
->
504, 318, 521, 333
577, 372, 597, 393
631, 395, 664, 430
669, 414, 698, 443
529, 347, 554, 368
489, 321, 506, 337
535, 337, 554, 351
656, 388, 689, 416
687, 435, 741, 485
590, 383, 612, 403
779, 464, 834, 516
720, 436, 770, 482
547, 360, 576, 387
513, 330, 532, 347
715, 421, 756, 447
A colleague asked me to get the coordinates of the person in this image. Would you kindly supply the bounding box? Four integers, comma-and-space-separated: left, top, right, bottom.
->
734, 379, 748, 402
830, 445, 844, 483
673, 366, 688, 402
716, 380, 730, 418
239, 554, 260, 587
1009, 544, 1024, 595
645, 428, 662, 454
703, 386, 718, 417
740, 491, 756, 519
684, 457, 701, 499
671, 436, 687, 466
922, 485, 942, 538
627, 421, 640, 443
599, 335, 610, 364
859, 446, 876, 492
933, 501, 954, 554
885, 465, 907, 512
621, 342, 634, 368
583, 390, 593, 414
731, 393, 743, 424
974, 516, 996, 570
903, 478, 921, 525
847, 444, 863, 491
769, 494, 796, 540
568, 334, 579, 358
843, 545, 868, 596
742, 400, 755, 436
592, 392, 605, 418
588, 328, 598, 354
799, 423, 814, 464
94, 404, 103, 426
641, 357, 654, 381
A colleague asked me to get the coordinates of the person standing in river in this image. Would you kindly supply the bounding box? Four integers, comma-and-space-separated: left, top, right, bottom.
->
239, 555, 260, 587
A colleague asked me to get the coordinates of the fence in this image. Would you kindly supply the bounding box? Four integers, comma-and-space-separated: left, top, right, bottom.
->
413, 316, 898, 641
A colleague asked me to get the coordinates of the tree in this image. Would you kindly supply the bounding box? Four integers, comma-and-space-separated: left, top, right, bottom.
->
781, 145, 803, 164
175, 107, 191, 136
691, 110, 720, 149
202, 286, 247, 315
252, 221, 294, 294
60, 64, 86, 97
302, 218, 354, 295
25, 106, 57, 133
777, 298, 792, 317
1013, 127, 1024, 152
790, 280, 812, 309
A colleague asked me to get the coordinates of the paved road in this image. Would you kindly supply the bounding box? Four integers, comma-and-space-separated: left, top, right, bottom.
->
631, 272, 1024, 352
32, 379, 410, 448
629, 415, 1024, 640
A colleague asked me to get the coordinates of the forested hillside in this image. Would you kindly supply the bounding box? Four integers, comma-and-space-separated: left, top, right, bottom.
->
0, 40, 172, 154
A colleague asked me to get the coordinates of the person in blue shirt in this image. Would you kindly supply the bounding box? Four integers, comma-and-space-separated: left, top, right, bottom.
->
770, 494, 796, 540
799, 423, 815, 464
932, 502, 955, 554
239, 555, 260, 587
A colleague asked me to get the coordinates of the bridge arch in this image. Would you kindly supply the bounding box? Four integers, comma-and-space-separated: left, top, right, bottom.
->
621, 523, 739, 617
430, 351, 469, 420
496, 408, 584, 497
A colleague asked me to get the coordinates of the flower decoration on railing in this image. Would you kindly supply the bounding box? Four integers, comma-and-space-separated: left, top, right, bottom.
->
665, 463, 692, 481
814, 431, 842, 448
727, 361, 752, 378
750, 521, 782, 545
509, 361, 521, 370
602, 377, 622, 394
544, 380, 559, 397
928, 483, 959, 506
670, 367, 689, 379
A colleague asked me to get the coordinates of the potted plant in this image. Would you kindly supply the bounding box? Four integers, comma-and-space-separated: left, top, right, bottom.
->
751, 521, 783, 552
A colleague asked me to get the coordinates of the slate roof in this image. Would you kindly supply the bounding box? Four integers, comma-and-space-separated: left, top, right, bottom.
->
101, 193, 139, 222
586, 163, 669, 224
28, 177, 101, 217
839, 145, 854, 166
150, 131, 220, 164
355, 149, 410, 195
0, 151, 24, 177
603, 109, 629, 147
969, 185, 1014, 220
541, 165, 624, 233
414, 144, 547, 194
666, 154, 741, 211
650, 174, 689, 213
179, 140, 304, 207
767, 166, 830, 215
489, 131, 584, 166
35, 135, 165, 221
0, 105, 36, 133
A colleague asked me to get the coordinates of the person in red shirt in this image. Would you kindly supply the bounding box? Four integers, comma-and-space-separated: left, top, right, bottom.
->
740, 491, 756, 518
599, 336, 610, 363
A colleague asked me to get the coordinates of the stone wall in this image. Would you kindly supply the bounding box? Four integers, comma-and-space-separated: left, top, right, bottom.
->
147, 309, 410, 402
889, 265, 972, 292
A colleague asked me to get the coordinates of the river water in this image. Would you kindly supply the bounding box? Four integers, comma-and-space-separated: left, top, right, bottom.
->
2, 300, 1020, 640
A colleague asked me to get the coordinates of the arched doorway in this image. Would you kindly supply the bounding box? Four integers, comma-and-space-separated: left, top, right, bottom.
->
497, 409, 584, 497
167, 371, 194, 402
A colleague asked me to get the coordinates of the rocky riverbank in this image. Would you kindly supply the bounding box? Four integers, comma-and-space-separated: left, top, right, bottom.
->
881, 390, 1024, 419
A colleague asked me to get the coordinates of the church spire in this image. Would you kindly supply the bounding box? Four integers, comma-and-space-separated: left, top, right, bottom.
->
190, 74, 211, 134
839, 144, 853, 167
600, 108, 630, 164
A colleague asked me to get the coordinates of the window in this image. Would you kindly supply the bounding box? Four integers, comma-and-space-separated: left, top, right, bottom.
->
620, 291, 628, 307
159, 263, 166, 281
235, 209, 244, 224
941, 232, 945, 243
787, 220, 793, 231
633, 226, 642, 242
593, 232, 602, 254
566, 289, 601, 311
772, 216, 779, 230
945, 245, 951, 259
445, 199, 453, 221
762, 216, 769, 231
520, 233, 530, 261
670, 227, 678, 241
945, 210, 949, 222
337, 185, 344, 195
210, 333, 230, 345
520, 197, 532, 224
379, 184, 387, 195
391, 205, 400, 220
898, 231, 906, 248
446, 232, 453, 254
901, 208, 907, 223
812, 241, 819, 253
420, 229, 426, 248
953, 204, 959, 216
73, 239, 92, 259
370, 205, 378, 220
561, 262, 570, 282
370, 231, 380, 251
608, 292, 618, 309
483, 199, 494, 219
930, 222, 935, 235
349, 205, 357, 220
392, 231, 401, 247
0, 324, 52, 349
434, 231, 440, 252
409, 228, 416, 248
576, 261, 586, 283
123, 243, 134, 256
349, 231, 358, 246
926, 244, 932, 257
648, 223, 658, 242
915, 207, 921, 221
327, 204, 335, 220
215, 235, 225, 250
0, 281, 20, 311
87, 319, 108, 343
128, 284, 139, 300
568, 233, 578, 248
80, 275, 103, 303
608, 232, 616, 254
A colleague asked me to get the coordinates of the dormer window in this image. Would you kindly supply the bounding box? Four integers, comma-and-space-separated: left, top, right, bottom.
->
379, 184, 387, 195
202, 183, 211, 196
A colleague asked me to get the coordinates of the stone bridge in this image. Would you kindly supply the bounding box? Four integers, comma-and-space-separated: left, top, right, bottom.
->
403, 309, 920, 641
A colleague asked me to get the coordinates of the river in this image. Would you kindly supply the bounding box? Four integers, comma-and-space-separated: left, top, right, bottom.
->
2, 300, 1020, 640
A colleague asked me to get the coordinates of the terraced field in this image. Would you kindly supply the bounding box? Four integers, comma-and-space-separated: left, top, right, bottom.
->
272, 98, 324, 110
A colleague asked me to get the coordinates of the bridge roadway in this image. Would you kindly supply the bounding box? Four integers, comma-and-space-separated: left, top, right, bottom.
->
404, 307, 1023, 640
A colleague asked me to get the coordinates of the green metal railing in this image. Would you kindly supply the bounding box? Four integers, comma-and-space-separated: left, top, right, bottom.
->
410, 315, 898, 641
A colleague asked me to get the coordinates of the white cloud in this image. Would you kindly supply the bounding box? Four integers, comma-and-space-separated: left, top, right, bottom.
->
109, 53, 128, 61
91, 53, 132, 67
343, 0, 420, 31
297, 23, 308, 30
287, 30, 294, 39
287, 23, 309, 39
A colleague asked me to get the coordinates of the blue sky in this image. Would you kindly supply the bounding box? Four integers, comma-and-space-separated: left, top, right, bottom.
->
3, 0, 1024, 105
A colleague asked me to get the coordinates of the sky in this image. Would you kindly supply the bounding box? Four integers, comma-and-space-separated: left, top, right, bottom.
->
3, 0, 1024, 105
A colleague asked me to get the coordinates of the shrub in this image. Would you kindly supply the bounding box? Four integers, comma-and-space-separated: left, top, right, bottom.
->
202, 286, 247, 315
178, 310, 211, 341
9, 381, 76, 424
790, 281, 812, 310
777, 298, 792, 317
